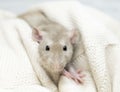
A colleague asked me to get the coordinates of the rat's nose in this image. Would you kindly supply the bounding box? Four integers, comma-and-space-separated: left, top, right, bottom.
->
54, 63, 63, 71
55, 64, 60, 69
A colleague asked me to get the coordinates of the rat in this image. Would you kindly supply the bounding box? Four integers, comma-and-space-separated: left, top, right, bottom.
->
18, 10, 85, 92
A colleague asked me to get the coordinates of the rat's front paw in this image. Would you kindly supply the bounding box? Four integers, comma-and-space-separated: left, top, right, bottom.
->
62, 69, 85, 84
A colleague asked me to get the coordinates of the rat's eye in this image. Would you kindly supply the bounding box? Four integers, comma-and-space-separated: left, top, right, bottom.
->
63, 46, 67, 51
46, 45, 50, 51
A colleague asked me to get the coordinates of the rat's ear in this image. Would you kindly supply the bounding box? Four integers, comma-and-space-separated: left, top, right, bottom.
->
32, 27, 42, 43
69, 29, 80, 44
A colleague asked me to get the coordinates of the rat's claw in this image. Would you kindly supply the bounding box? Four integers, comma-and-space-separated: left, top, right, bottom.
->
79, 74, 86, 78
72, 74, 84, 84
74, 78, 79, 84
63, 69, 85, 84
63, 69, 74, 79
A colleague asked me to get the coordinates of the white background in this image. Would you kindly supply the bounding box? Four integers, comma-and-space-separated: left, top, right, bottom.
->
0, 0, 120, 21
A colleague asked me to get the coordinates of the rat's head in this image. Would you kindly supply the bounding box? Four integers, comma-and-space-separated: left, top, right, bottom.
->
32, 24, 80, 73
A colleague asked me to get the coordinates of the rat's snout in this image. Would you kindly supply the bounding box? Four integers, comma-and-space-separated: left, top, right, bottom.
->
55, 63, 62, 69
53, 63, 64, 72
53, 56, 64, 71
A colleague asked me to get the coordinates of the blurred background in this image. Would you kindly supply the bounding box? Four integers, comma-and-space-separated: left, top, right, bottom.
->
0, 0, 120, 21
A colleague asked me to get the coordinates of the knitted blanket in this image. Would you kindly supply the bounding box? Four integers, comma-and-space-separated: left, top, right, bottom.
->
0, 1, 120, 92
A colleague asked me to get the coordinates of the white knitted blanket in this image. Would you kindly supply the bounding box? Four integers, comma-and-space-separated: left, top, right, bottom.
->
0, 1, 120, 92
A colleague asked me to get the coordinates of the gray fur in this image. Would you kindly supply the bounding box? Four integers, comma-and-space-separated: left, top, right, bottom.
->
18, 10, 80, 92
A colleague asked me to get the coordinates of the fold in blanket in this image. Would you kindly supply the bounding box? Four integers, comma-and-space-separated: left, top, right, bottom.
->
0, 19, 40, 88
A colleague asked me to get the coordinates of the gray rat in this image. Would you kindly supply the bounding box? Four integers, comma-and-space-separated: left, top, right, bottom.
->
19, 10, 85, 92
32, 23, 82, 92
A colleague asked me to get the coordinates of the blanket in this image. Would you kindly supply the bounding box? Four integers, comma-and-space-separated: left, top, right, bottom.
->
0, 1, 120, 92
0, 10, 16, 19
